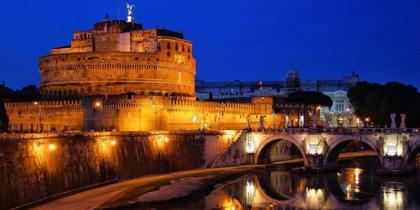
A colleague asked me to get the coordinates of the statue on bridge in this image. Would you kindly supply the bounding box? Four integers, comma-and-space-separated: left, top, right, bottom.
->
258, 115, 266, 131
400, 114, 406, 129
246, 114, 251, 130
391, 113, 397, 129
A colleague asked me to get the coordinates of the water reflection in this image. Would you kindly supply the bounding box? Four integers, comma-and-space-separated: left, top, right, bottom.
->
201, 167, 420, 210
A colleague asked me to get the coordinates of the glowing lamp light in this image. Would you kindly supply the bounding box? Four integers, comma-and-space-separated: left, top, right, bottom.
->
307, 138, 324, 155
48, 143, 56, 151
308, 144, 318, 155
246, 141, 255, 154
33, 101, 39, 106
94, 101, 102, 108
384, 138, 403, 157
110, 140, 117, 146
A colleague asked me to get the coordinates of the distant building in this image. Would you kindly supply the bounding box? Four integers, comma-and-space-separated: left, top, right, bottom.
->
196, 70, 360, 127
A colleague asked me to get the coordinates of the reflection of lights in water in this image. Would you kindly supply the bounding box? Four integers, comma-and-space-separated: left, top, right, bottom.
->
346, 184, 352, 200
354, 168, 361, 185
246, 181, 255, 195
305, 188, 325, 209
245, 181, 255, 207
354, 168, 361, 193
343, 168, 363, 200
222, 200, 236, 210
383, 183, 405, 210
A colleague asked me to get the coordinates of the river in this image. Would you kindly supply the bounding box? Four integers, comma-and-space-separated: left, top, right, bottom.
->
134, 158, 420, 210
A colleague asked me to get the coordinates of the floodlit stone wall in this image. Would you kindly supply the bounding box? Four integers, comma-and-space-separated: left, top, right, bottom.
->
0, 131, 233, 209
5, 96, 284, 133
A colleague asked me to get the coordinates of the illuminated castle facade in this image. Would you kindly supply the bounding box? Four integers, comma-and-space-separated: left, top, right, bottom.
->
5, 16, 282, 132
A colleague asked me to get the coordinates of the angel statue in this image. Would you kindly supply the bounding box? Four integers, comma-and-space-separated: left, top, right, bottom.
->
126, 3, 135, 22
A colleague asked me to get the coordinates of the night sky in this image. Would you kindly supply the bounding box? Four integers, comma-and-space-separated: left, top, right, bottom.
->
0, 0, 419, 89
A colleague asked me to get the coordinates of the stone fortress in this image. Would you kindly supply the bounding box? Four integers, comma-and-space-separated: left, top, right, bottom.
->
5, 9, 283, 133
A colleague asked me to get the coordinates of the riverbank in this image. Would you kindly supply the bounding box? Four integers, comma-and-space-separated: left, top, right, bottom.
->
32, 151, 378, 210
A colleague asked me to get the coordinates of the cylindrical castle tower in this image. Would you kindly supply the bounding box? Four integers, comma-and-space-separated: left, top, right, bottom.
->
39, 19, 196, 98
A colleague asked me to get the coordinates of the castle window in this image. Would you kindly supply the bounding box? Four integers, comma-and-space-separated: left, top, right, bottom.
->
175, 44, 179, 51
182, 45, 185, 52
167, 51, 171, 57
167, 42, 171, 49
188, 47, 191, 53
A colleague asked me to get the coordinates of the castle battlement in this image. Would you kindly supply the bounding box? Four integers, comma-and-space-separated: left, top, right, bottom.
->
5, 100, 82, 108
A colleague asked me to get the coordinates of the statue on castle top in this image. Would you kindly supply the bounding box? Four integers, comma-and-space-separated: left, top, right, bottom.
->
126, 3, 135, 23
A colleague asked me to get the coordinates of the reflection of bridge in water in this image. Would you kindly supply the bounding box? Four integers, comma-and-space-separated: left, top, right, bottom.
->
213, 128, 420, 174
205, 169, 420, 210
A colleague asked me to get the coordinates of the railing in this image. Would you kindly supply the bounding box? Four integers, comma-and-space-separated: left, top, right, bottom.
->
0, 130, 223, 140
251, 127, 420, 135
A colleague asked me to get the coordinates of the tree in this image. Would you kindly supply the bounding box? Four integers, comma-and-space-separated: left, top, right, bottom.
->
348, 82, 420, 127
0, 102, 8, 132
286, 91, 333, 108
0, 84, 13, 132
12, 85, 41, 101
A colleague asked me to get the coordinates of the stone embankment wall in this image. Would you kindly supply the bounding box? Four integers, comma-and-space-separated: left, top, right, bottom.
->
0, 131, 234, 210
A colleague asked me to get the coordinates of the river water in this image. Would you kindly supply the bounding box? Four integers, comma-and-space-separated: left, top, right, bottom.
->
140, 158, 420, 210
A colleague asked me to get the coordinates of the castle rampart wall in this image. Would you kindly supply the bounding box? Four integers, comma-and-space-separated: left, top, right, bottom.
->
0, 131, 229, 209
5, 96, 283, 133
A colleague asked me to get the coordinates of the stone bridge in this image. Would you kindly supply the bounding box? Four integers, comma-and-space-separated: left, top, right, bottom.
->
213, 128, 420, 174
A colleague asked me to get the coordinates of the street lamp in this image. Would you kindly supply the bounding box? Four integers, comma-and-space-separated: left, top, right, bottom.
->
94, 101, 103, 131
365, 117, 371, 128
33, 101, 42, 133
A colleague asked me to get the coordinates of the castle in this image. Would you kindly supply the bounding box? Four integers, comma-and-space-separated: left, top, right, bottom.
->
5, 11, 283, 132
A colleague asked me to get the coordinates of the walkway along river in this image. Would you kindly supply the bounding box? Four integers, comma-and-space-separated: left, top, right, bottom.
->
31, 151, 420, 210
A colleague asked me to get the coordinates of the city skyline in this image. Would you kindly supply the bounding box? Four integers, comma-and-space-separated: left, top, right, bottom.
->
1, 0, 419, 89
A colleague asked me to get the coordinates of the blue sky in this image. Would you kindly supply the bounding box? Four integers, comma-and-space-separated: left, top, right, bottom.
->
0, 0, 419, 89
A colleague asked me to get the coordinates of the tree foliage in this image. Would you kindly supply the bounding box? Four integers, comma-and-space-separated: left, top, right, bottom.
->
348, 82, 420, 127
12, 85, 41, 101
285, 91, 333, 108
0, 84, 41, 132
273, 91, 333, 114
0, 85, 14, 132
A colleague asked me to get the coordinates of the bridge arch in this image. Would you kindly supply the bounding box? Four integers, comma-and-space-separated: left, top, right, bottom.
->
254, 135, 309, 166
324, 136, 382, 168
